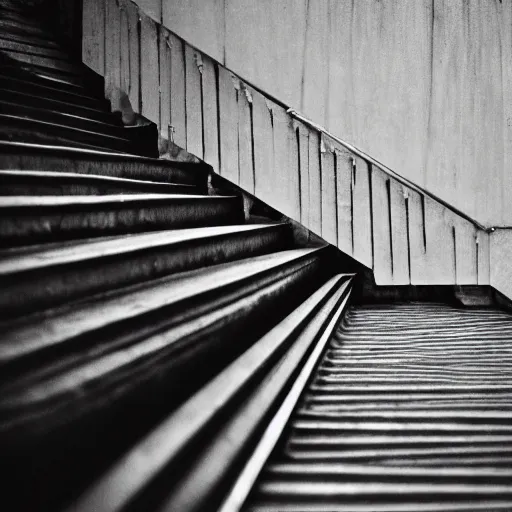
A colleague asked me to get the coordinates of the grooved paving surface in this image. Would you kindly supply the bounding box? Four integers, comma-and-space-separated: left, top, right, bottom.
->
246, 303, 512, 511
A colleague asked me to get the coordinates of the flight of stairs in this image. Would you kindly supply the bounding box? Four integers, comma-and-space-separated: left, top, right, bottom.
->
4, 2, 512, 512
0, 0, 157, 156
0, 2, 354, 510
241, 303, 512, 511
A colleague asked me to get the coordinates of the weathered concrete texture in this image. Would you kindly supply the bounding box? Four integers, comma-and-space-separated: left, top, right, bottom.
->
147, 0, 512, 226
84, 0, 495, 289
132, 0, 160, 22
163, 0, 224, 63
490, 229, 512, 301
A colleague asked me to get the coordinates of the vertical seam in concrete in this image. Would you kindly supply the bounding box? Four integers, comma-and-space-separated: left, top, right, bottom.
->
182, 39, 187, 150
215, 63, 222, 174
250, 100, 256, 193
452, 225, 457, 283
368, 163, 374, 271
334, 151, 339, 248
405, 195, 412, 284
386, 178, 394, 276
200, 61, 206, 161
236, 88, 241, 185
475, 233, 479, 284
296, 127, 302, 223
421, 194, 427, 252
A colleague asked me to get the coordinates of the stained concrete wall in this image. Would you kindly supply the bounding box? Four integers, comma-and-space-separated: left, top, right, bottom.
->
133, 0, 512, 227
83, 0, 494, 288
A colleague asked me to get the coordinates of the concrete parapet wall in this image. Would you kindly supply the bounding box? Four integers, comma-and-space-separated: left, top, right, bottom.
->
83, 0, 494, 289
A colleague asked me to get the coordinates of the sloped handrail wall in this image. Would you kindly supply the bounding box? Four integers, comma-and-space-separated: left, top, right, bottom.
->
82, 0, 492, 288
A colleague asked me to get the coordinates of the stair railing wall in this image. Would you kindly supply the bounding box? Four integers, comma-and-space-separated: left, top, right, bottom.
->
82, 0, 492, 288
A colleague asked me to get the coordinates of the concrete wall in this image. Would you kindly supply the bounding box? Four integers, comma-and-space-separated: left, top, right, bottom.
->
136, 0, 512, 227
83, 0, 492, 289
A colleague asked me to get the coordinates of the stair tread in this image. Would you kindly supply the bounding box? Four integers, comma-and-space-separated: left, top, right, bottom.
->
0, 223, 285, 275
0, 169, 187, 185
264, 462, 512, 477
0, 192, 231, 207
244, 303, 512, 511
0, 246, 323, 368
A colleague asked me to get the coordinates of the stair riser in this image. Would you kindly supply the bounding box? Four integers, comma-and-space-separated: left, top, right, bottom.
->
0, 257, 325, 511
26, 65, 105, 94
1, 49, 80, 74
0, 2, 45, 17
0, 19, 55, 40
0, 87, 121, 125
0, 100, 130, 139
0, 225, 291, 316
0, 37, 69, 59
0, 116, 140, 155
0, 178, 199, 196
0, 75, 110, 110
0, 10, 49, 27
0, 121, 126, 153
1, 60, 105, 98
0, 145, 209, 185
0, 197, 244, 246
0, 31, 61, 52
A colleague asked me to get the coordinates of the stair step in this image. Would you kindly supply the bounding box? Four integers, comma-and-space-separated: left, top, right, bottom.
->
15, 64, 102, 92
0, 117, 127, 152
0, 19, 60, 43
0, 1, 36, 15
0, 141, 210, 185
0, 98, 128, 138
0, 74, 110, 110
0, 249, 329, 512
67, 273, 352, 512
0, 193, 243, 246
0, 30, 62, 51
0, 87, 121, 126
1, 48, 83, 75
0, 12, 58, 36
0, 114, 142, 155
241, 304, 512, 512
0, 222, 291, 315
0, 169, 200, 195
0, 246, 322, 372
0, 36, 70, 59
0, 61, 105, 99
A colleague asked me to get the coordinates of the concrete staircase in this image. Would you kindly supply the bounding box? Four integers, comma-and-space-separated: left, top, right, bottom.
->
0, 0, 157, 156
0, 2, 354, 510
3, 2, 512, 512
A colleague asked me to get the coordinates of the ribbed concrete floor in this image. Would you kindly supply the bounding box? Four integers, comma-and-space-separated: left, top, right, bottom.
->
246, 302, 512, 511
